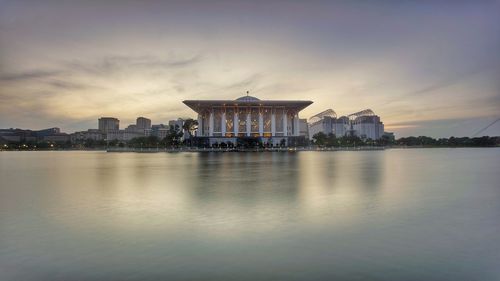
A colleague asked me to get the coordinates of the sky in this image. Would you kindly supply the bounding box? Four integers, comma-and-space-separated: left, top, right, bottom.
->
0, 0, 499, 137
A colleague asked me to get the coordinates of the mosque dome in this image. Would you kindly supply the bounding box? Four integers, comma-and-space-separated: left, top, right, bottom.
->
235, 95, 260, 102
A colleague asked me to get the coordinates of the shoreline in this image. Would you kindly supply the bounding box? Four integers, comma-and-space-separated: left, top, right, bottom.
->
106, 146, 387, 153
1, 146, 498, 152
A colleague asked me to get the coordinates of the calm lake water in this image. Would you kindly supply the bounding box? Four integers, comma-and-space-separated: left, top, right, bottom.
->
0, 149, 499, 281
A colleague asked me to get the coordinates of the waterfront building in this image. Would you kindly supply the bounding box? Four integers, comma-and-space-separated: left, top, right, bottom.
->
168, 118, 184, 131
349, 109, 384, 140
308, 109, 349, 140
151, 124, 170, 139
0, 133, 21, 142
299, 119, 309, 138
105, 129, 145, 141
383, 132, 395, 142
105, 130, 122, 141
123, 131, 144, 141
125, 124, 138, 132
70, 129, 104, 142
308, 108, 384, 140
0, 128, 67, 143
107, 117, 152, 141
169, 118, 190, 140
136, 117, 151, 130
121, 117, 152, 137
41, 133, 70, 143
98, 117, 119, 133
34, 127, 61, 137
183, 94, 312, 146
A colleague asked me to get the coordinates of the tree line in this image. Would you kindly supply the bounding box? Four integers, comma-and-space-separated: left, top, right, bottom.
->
311, 132, 499, 147
2, 128, 498, 150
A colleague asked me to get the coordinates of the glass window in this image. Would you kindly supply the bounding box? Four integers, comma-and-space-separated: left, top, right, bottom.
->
251, 108, 259, 133
238, 108, 247, 133
275, 108, 284, 132
226, 108, 234, 133
263, 107, 272, 133
202, 111, 210, 136
213, 108, 222, 133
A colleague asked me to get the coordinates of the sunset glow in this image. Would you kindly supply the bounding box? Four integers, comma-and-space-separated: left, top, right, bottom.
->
0, 1, 498, 137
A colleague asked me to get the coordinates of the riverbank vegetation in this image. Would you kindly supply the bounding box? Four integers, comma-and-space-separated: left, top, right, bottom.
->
1, 133, 498, 150
311, 133, 499, 147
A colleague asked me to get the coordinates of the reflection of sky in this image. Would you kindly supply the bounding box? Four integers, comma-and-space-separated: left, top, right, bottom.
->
1, 151, 500, 280
30, 152, 391, 237
0, 1, 499, 137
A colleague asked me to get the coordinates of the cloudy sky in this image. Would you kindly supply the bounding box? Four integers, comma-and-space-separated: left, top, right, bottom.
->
0, 0, 499, 137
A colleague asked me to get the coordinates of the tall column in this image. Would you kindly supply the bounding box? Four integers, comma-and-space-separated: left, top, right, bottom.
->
234, 111, 239, 135
258, 112, 264, 136
246, 111, 251, 136
294, 113, 300, 136
271, 110, 276, 136
209, 110, 214, 137
283, 110, 288, 136
197, 114, 203, 136
221, 111, 226, 136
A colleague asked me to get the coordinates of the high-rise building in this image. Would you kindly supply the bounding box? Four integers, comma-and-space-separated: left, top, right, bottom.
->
308, 108, 384, 140
351, 115, 384, 140
349, 109, 384, 140
308, 109, 349, 139
136, 117, 151, 130
98, 117, 119, 133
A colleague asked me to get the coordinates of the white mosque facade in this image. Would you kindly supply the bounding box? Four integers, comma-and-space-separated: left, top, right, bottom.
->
183, 95, 313, 146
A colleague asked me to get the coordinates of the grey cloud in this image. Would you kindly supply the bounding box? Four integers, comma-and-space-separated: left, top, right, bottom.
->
379, 63, 499, 107
187, 73, 263, 99
0, 70, 62, 81
221, 73, 262, 91
65, 54, 203, 76
46, 80, 94, 90
386, 116, 500, 138
409, 67, 493, 96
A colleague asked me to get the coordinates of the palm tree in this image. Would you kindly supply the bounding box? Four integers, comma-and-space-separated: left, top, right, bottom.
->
182, 118, 199, 147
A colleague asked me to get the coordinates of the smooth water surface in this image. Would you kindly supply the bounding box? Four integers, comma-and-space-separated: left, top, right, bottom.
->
1, 149, 499, 280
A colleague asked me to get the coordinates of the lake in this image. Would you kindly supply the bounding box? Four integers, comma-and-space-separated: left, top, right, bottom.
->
0, 149, 499, 280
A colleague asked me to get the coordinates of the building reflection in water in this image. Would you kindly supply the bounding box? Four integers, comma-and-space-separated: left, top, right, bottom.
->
2, 150, 498, 280
185, 152, 301, 235
296, 151, 384, 224
44, 151, 384, 237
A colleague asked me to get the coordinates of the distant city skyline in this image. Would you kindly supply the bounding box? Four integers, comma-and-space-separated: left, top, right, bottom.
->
0, 0, 499, 137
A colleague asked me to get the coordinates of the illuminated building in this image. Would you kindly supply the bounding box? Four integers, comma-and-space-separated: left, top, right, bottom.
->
183, 95, 313, 146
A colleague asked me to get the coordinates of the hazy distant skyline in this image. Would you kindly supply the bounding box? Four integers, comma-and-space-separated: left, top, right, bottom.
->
0, 0, 499, 137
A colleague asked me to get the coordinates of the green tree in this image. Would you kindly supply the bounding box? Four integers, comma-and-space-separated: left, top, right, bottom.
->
325, 133, 337, 147
159, 126, 183, 148
182, 118, 199, 147
312, 132, 328, 146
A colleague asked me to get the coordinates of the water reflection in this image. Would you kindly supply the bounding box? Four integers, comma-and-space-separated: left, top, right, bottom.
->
1, 150, 499, 281
184, 153, 302, 234
189, 153, 300, 200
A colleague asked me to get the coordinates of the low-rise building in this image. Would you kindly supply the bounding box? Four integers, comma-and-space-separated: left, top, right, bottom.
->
71, 129, 104, 142
42, 134, 70, 143
151, 124, 169, 139
183, 94, 313, 146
